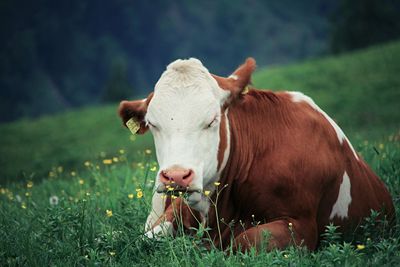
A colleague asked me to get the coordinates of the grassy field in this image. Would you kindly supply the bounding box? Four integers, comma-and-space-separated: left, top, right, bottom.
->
0, 41, 399, 266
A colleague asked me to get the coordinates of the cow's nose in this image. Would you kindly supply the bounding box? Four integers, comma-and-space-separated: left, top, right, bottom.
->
159, 167, 194, 188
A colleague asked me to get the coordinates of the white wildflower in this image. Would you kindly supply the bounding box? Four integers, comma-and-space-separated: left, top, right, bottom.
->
49, 195, 59, 206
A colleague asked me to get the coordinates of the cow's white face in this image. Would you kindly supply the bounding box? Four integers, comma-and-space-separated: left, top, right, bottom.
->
119, 57, 255, 219
145, 59, 229, 206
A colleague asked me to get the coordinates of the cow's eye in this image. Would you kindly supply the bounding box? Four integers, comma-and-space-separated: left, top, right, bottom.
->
147, 120, 157, 129
206, 117, 218, 129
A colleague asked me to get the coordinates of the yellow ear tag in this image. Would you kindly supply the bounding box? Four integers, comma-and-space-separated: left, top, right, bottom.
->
242, 85, 250, 95
126, 118, 140, 135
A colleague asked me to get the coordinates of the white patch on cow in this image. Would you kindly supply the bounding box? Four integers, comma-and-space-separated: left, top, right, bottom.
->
145, 191, 165, 231
229, 74, 239, 80
289, 91, 359, 160
145, 221, 174, 239
330, 171, 352, 220
146, 58, 230, 197
218, 108, 231, 176
141, 98, 147, 103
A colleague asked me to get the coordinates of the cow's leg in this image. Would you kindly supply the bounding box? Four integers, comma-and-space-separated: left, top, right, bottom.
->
233, 218, 318, 251
145, 192, 166, 232
145, 197, 202, 239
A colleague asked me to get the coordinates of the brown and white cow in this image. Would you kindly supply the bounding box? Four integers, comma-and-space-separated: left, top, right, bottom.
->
118, 58, 395, 251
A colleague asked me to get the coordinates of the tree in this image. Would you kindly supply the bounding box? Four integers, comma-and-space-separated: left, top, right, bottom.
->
101, 58, 133, 103
330, 0, 400, 53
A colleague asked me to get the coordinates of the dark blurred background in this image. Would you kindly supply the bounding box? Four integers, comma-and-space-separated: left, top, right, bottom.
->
1, 0, 399, 123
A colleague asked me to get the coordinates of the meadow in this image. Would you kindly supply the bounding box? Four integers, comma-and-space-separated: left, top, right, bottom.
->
0, 41, 399, 266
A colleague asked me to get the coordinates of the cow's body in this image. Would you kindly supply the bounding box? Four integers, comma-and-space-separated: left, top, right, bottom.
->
119, 58, 395, 251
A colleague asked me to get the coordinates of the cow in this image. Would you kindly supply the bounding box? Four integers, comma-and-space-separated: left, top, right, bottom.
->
118, 57, 395, 251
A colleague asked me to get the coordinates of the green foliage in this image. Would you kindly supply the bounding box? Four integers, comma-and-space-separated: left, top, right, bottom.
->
330, 0, 400, 53
0, 138, 399, 266
101, 57, 134, 103
321, 224, 342, 246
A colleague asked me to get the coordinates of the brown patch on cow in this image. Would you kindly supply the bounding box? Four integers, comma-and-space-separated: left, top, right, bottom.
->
152, 197, 202, 232
118, 92, 153, 134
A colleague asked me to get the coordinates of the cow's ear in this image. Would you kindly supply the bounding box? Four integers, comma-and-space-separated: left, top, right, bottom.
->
118, 92, 154, 135
212, 57, 256, 102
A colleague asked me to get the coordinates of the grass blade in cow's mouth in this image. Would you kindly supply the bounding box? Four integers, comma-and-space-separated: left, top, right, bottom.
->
156, 183, 202, 196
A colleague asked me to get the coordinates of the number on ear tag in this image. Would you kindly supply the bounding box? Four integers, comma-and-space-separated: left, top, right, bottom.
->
126, 118, 140, 135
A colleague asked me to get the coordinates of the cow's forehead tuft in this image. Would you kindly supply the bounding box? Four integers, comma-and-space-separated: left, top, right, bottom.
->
166, 58, 207, 73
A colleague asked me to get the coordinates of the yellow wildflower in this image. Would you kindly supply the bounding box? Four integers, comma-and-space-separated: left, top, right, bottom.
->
84, 161, 91, 167
79, 179, 84, 185
112, 157, 119, 162
57, 166, 63, 173
103, 159, 112, 165
70, 171, 76, 176
171, 195, 177, 199
106, 209, 113, 217
137, 191, 143, 198
150, 166, 157, 172
204, 190, 211, 196
379, 143, 384, 149
21, 203, 27, 209
119, 149, 125, 154
26, 181, 33, 188
25, 192, 31, 197
357, 244, 365, 250
128, 193, 134, 199
145, 149, 151, 154
214, 182, 221, 186
135, 188, 142, 192
109, 251, 116, 256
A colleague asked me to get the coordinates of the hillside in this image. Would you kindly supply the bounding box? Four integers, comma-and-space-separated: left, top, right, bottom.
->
0, 106, 155, 183
0, 41, 399, 183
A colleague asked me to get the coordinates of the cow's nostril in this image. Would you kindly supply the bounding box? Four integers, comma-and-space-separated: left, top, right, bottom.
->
160, 171, 172, 183
183, 170, 193, 180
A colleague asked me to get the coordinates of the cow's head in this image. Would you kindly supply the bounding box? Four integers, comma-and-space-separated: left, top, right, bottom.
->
119, 58, 256, 210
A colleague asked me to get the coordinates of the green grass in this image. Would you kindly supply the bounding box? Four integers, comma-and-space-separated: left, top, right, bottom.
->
0, 105, 155, 184
0, 41, 400, 265
0, 136, 399, 266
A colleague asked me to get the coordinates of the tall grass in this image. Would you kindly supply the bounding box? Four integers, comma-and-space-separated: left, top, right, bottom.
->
0, 135, 399, 266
